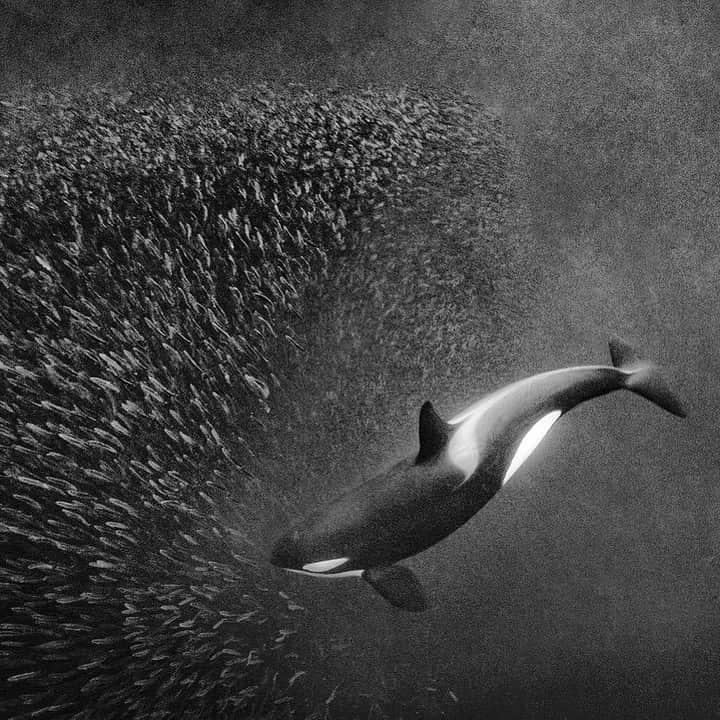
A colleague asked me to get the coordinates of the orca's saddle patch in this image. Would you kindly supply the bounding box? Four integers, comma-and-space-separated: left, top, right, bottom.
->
363, 565, 427, 612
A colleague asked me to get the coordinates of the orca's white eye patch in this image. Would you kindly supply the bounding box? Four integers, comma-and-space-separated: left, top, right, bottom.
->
302, 557, 349, 573
503, 410, 562, 484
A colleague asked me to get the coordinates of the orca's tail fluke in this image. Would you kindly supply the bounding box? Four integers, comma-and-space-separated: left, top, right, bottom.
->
609, 337, 687, 418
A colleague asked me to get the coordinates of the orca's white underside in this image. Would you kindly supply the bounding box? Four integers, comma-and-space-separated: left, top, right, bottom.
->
448, 375, 566, 484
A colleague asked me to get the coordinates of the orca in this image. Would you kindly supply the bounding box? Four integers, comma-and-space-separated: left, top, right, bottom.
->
270, 338, 686, 611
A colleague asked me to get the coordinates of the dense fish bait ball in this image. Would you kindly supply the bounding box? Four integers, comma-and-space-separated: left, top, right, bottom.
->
0, 80, 509, 718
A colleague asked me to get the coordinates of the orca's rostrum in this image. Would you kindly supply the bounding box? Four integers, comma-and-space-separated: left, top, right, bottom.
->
270, 338, 686, 611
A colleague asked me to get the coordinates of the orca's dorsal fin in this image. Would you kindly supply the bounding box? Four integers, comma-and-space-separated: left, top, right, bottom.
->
416, 401, 451, 464
363, 565, 427, 612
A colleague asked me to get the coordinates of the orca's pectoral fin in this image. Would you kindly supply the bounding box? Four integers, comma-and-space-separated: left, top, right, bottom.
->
363, 565, 427, 612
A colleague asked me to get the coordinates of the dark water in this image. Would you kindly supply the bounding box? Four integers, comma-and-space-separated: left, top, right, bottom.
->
6, 2, 720, 717
246, 3, 720, 718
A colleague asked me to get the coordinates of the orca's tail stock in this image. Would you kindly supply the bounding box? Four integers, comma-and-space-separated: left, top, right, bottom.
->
609, 337, 686, 418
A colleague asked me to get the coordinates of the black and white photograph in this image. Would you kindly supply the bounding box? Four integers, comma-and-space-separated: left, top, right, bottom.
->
0, 2, 717, 718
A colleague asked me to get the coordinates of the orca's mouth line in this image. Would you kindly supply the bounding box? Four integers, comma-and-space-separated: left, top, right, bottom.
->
284, 567, 364, 578
275, 555, 364, 578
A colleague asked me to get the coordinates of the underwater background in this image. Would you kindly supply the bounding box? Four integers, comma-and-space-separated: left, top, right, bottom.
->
2, 1, 720, 718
